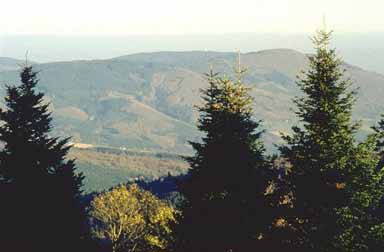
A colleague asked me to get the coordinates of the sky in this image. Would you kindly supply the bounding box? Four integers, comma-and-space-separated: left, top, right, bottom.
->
0, 0, 384, 35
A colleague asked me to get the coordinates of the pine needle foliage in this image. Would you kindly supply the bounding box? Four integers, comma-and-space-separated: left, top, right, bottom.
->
279, 29, 359, 251
0, 66, 84, 252
176, 69, 276, 252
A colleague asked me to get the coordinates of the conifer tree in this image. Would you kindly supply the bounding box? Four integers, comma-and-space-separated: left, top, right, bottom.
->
0, 66, 84, 252
372, 115, 384, 170
176, 68, 276, 252
279, 29, 359, 251
330, 118, 384, 252
333, 132, 384, 252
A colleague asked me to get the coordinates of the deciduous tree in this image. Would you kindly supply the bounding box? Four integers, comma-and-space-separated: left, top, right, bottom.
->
89, 184, 177, 252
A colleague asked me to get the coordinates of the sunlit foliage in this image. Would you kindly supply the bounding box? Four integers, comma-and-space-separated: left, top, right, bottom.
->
89, 184, 177, 252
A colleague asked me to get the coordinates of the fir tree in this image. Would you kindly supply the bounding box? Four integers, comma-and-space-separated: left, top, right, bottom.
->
0, 66, 85, 252
330, 118, 384, 252
176, 68, 276, 252
334, 133, 384, 252
372, 115, 384, 170
279, 29, 359, 251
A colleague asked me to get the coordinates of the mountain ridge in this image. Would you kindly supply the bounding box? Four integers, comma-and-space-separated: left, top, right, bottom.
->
0, 49, 382, 154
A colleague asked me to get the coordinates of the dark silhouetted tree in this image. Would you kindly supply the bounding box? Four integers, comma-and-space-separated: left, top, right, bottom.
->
372, 115, 384, 171
175, 68, 277, 252
329, 118, 384, 252
279, 29, 360, 251
333, 132, 384, 252
0, 66, 85, 252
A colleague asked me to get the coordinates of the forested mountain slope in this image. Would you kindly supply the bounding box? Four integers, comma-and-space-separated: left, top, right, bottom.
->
0, 49, 383, 154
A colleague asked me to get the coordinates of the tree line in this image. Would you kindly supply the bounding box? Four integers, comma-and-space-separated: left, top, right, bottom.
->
1, 29, 384, 252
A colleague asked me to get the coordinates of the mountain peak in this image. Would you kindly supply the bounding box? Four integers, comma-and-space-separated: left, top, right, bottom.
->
0, 50, 381, 153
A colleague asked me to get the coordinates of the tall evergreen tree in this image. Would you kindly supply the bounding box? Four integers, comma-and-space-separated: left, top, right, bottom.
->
330, 117, 384, 252
176, 68, 277, 252
279, 29, 360, 251
372, 115, 384, 170
0, 66, 85, 252
333, 132, 384, 252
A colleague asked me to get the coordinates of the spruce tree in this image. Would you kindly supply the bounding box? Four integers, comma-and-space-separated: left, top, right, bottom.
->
0, 66, 84, 251
372, 115, 384, 170
176, 69, 276, 252
330, 118, 384, 252
333, 132, 384, 252
279, 29, 359, 251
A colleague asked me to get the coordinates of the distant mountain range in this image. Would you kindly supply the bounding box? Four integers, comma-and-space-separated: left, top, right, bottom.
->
0, 57, 36, 72
2, 33, 384, 74
0, 49, 383, 155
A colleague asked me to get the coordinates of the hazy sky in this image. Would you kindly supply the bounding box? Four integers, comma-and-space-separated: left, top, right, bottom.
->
1, 0, 383, 35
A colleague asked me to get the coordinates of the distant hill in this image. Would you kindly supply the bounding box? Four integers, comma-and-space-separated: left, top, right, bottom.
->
0, 49, 383, 155
2, 33, 384, 74
0, 57, 37, 72
69, 147, 188, 192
